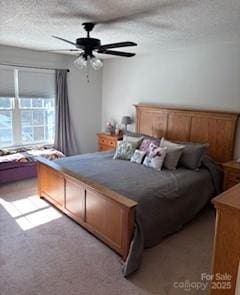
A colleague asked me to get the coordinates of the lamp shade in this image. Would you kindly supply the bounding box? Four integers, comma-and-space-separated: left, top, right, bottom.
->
121, 116, 132, 125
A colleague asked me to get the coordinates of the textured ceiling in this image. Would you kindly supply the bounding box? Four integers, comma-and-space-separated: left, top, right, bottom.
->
0, 0, 240, 57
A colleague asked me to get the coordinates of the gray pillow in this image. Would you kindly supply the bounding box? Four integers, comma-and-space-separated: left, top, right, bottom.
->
125, 131, 149, 138
123, 134, 143, 147
125, 131, 161, 143
175, 141, 209, 170
160, 138, 184, 170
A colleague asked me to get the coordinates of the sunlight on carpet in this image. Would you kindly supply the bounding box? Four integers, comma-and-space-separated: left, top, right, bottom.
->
0, 195, 62, 230
0, 179, 214, 295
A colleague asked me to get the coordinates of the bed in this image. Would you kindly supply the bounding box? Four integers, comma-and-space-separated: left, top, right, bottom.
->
37, 105, 239, 275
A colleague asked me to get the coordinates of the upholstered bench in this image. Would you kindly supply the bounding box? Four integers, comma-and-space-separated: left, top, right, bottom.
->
0, 148, 64, 184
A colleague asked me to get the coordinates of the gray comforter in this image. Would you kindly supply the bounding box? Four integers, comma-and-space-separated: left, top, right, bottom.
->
54, 151, 222, 276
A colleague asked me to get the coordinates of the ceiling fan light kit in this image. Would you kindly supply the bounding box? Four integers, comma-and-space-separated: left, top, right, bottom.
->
73, 54, 88, 69
52, 22, 137, 71
90, 56, 103, 70
74, 53, 103, 70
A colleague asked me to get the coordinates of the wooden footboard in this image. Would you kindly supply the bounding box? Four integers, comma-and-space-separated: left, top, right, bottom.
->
37, 158, 137, 259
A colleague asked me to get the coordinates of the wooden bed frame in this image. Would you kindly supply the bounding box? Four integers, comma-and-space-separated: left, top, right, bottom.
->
37, 105, 239, 260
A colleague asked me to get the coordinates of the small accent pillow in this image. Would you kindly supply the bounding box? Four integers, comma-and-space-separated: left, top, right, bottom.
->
160, 138, 184, 170
139, 138, 160, 153
130, 149, 146, 164
113, 141, 137, 160
143, 143, 167, 171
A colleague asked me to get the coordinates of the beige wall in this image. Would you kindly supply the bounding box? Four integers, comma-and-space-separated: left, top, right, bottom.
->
102, 42, 240, 158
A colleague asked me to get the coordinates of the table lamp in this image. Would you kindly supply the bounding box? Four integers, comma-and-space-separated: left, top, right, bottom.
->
121, 116, 132, 133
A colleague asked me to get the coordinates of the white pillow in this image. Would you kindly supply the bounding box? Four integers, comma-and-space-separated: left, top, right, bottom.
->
143, 143, 167, 171
130, 149, 146, 164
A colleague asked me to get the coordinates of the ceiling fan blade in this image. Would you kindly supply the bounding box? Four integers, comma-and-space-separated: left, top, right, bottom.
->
99, 41, 137, 50
52, 35, 76, 46
47, 49, 81, 52
97, 50, 135, 57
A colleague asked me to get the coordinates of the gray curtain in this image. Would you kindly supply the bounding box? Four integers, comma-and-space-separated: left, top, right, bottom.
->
54, 70, 78, 155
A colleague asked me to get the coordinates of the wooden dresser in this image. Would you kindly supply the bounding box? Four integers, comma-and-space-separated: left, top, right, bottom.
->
211, 184, 240, 295
97, 133, 122, 151
223, 161, 240, 191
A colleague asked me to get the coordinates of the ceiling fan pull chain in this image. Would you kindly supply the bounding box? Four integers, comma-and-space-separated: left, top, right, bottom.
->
86, 57, 90, 83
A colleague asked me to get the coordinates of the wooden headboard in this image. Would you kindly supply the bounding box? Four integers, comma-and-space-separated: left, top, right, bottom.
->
135, 104, 239, 163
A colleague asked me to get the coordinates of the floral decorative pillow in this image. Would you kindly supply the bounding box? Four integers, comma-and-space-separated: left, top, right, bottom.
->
113, 141, 137, 160
143, 143, 167, 171
130, 149, 146, 164
139, 138, 160, 153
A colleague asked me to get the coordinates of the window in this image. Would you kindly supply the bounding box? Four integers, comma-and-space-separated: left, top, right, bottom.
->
20, 98, 54, 144
0, 98, 14, 146
0, 67, 55, 148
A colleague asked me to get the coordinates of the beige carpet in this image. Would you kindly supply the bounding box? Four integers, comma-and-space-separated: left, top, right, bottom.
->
0, 179, 215, 295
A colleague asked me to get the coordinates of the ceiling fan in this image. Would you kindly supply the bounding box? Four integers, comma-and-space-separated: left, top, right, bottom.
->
51, 22, 137, 70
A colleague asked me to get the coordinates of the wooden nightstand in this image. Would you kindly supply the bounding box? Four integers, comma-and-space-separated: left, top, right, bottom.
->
223, 161, 240, 190
211, 183, 240, 295
97, 133, 123, 152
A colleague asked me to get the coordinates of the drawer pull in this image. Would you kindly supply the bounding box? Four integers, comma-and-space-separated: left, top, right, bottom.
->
99, 137, 116, 147
99, 138, 106, 144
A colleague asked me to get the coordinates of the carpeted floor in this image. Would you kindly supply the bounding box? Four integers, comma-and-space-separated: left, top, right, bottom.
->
0, 179, 215, 295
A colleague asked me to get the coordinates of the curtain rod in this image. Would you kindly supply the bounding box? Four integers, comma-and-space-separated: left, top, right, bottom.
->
0, 62, 70, 72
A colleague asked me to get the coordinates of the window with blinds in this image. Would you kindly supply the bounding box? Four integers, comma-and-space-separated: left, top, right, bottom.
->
0, 66, 55, 148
